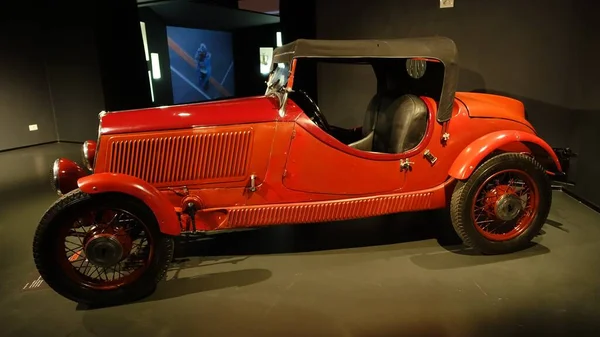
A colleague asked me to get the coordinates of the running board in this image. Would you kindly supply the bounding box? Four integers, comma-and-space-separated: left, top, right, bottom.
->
207, 179, 456, 229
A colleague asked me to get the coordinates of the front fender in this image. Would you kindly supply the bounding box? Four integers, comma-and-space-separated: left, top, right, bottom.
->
449, 130, 563, 180
77, 173, 180, 236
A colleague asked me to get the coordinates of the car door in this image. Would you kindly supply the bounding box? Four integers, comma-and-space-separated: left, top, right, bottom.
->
282, 124, 406, 195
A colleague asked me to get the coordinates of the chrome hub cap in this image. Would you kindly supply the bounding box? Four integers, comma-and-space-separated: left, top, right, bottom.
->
494, 194, 523, 221
84, 235, 124, 268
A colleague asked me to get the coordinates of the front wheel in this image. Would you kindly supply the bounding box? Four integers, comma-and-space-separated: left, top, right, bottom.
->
33, 190, 174, 306
450, 153, 552, 254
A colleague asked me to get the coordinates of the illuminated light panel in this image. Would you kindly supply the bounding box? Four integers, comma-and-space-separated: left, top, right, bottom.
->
276, 32, 284, 68
148, 70, 154, 102
140, 22, 149, 61
151, 53, 161, 79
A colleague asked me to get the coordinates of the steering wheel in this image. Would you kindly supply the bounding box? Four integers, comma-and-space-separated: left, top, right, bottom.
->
290, 90, 330, 131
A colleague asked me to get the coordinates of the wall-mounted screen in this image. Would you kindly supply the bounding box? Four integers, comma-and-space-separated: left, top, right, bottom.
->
166, 26, 235, 104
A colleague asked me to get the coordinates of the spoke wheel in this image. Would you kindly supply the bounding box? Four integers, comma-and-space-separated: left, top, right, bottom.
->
58, 207, 154, 290
471, 169, 539, 241
33, 190, 174, 306
450, 153, 551, 255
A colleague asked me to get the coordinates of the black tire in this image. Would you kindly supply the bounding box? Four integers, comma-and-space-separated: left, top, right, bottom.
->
32, 189, 174, 306
450, 152, 552, 255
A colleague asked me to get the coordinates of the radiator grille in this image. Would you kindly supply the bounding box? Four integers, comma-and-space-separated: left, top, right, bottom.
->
107, 130, 253, 185
226, 192, 433, 227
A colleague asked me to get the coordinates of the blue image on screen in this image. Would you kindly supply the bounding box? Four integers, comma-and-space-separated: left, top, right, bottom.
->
166, 26, 235, 104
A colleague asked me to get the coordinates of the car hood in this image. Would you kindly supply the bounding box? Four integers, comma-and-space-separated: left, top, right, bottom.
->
100, 96, 282, 135
455, 92, 531, 127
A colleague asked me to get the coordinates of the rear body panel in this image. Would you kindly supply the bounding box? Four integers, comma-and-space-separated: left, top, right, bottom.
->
455, 92, 534, 130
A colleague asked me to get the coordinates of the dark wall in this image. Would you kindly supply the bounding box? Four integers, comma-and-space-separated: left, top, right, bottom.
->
314, 0, 600, 207
46, 0, 152, 143
280, 0, 317, 99
0, 13, 57, 151
0, 0, 152, 150
44, 8, 106, 143
94, 0, 152, 112
233, 23, 281, 97
568, 1, 600, 207
316, 0, 579, 142
139, 8, 174, 106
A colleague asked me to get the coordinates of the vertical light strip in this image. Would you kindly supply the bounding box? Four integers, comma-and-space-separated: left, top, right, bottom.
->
148, 70, 155, 102
140, 22, 150, 62
151, 53, 161, 79
276, 32, 284, 68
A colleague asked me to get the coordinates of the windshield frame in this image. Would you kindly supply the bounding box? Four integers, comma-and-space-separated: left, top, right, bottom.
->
265, 59, 296, 116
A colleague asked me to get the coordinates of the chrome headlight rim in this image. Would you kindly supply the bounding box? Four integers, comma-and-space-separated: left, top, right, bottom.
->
93, 110, 106, 168
82, 140, 98, 172
52, 159, 62, 196
82, 141, 92, 171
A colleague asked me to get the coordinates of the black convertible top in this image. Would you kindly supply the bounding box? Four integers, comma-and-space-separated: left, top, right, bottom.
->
273, 36, 459, 122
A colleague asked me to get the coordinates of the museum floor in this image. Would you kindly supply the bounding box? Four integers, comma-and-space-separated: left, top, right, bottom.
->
1, 142, 599, 337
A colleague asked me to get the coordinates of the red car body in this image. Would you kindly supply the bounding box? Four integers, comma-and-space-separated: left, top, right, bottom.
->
38, 37, 573, 306
62, 92, 560, 237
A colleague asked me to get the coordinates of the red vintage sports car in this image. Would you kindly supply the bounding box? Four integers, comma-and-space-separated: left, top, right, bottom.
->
34, 37, 574, 306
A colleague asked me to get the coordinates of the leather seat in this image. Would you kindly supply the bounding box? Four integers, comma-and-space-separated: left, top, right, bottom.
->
376, 94, 429, 153
351, 94, 429, 153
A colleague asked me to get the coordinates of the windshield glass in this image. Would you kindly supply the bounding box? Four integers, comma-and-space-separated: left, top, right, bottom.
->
265, 63, 291, 96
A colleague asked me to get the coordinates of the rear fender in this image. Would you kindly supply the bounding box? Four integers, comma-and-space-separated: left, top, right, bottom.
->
449, 130, 563, 180
77, 173, 180, 236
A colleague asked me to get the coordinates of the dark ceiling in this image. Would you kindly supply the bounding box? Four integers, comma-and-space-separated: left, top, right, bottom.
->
137, 0, 279, 31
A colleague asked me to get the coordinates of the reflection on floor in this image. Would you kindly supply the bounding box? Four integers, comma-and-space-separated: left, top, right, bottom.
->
1, 143, 600, 336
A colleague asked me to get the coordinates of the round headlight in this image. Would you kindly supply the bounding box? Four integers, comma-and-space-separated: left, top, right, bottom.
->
51, 158, 87, 196
82, 140, 97, 171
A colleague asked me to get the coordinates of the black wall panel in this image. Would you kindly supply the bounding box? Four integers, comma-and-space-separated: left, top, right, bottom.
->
280, 0, 317, 100
233, 23, 281, 98
313, 0, 600, 207
43, 0, 151, 143
93, 0, 152, 112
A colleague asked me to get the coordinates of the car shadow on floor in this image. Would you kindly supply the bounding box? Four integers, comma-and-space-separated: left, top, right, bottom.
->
172, 209, 456, 258
76, 267, 274, 310
173, 209, 558, 269
408, 242, 551, 270
76, 210, 561, 309
146, 268, 273, 302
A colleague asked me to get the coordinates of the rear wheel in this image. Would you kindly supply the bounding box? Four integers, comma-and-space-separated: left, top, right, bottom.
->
33, 190, 174, 306
450, 153, 551, 254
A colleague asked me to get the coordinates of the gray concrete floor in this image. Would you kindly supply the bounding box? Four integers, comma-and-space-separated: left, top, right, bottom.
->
1, 142, 600, 337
